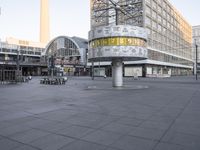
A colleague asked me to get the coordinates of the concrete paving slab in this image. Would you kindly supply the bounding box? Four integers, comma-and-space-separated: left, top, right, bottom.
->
162, 130, 200, 149
30, 134, 74, 150
111, 135, 157, 150
100, 122, 136, 135
128, 126, 165, 140
55, 125, 95, 138
10, 129, 50, 144
13, 145, 40, 150
32, 121, 72, 133
0, 124, 31, 137
153, 142, 185, 150
115, 117, 144, 127
140, 120, 172, 130
59, 140, 106, 150
0, 138, 23, 150
82, 130, 123, 146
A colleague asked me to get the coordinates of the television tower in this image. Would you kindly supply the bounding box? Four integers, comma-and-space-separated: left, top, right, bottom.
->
40, 0, 50, 44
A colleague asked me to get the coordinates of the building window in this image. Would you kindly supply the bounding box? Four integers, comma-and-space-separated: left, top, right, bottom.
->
167, 5, 171, 13
146, 6, 151, 15
171, 25, 174, 31
158, 24, 162, 32
167, 22, 171, 29
152, 0, 156, 9
152, 21, 157, 29
147, 28, 151, 36
146, 17, 151, 26
152, 30, 157, 39
146, 0, 151, 4
157, 0, 162, 4
167, 13, 171, 22
157, 5, 162, 14
158, 15, 162, 22
163, 1, 167, 9
152, 11, 157, 19
163, 10, 167, 17
163, 19, 167, 26
163, 27, 167, 34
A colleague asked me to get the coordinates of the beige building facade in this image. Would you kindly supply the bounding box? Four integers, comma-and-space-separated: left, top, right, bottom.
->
145, 0, 193, 76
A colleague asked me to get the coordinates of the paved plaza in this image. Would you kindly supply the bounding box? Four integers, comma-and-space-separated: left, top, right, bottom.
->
0, 76, 200, 150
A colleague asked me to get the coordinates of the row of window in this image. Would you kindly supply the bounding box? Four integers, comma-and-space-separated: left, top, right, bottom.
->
0, 43, 43, 54
193, 28, 200, 37
0, 48, 41, 56
144, 1, 192, 61
148, 29, 192, 59
145, 12, 191, 42
148, 39, 192, 59
56, 48, 80, 58
0, 54, 40, 62
145, 0, 191, 39
147, 27, 191, 47
148, 49, 193, 66
46, 38, 80, 58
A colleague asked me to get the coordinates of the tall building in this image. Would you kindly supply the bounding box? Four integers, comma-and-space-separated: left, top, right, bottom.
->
90, 0, 193, 77
192, 25, 200, 74
40, 0, 50, 44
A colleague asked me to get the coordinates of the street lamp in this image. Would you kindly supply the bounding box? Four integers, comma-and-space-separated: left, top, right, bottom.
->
91, 46, 94, 80
16, 47, 20, 79
195, 39, 198, 80
49, 55, 55, 77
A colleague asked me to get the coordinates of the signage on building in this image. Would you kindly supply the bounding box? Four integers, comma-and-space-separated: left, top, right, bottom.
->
19, 40, 29, 46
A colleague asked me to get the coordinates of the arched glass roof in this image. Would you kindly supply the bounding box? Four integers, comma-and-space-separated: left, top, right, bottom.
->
44, 36, 88, 66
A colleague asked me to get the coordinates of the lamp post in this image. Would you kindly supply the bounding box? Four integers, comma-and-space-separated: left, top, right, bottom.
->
195, 40, 198, 80
16, 47, 20, 78
49, 55, 54, 78
91, 47, 94, 80
92, 61, 94, 80
98, 48, 101, 77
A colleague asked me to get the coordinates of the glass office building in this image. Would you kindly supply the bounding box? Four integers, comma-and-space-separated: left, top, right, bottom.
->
90, 0, 193, 77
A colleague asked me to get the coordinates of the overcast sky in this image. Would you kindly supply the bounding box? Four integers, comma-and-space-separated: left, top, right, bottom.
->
0, 0, 199, 42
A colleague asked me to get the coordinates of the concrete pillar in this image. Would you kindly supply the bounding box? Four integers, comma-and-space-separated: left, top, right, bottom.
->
37, 67, 41, 76
194, 62, 197, 75
112, 59, 123, 87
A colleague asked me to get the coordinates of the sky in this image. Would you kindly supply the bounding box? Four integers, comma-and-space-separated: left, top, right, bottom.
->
0, 0, 199, 42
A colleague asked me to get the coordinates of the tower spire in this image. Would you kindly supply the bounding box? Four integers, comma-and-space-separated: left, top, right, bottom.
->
40, 0, 50, 44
